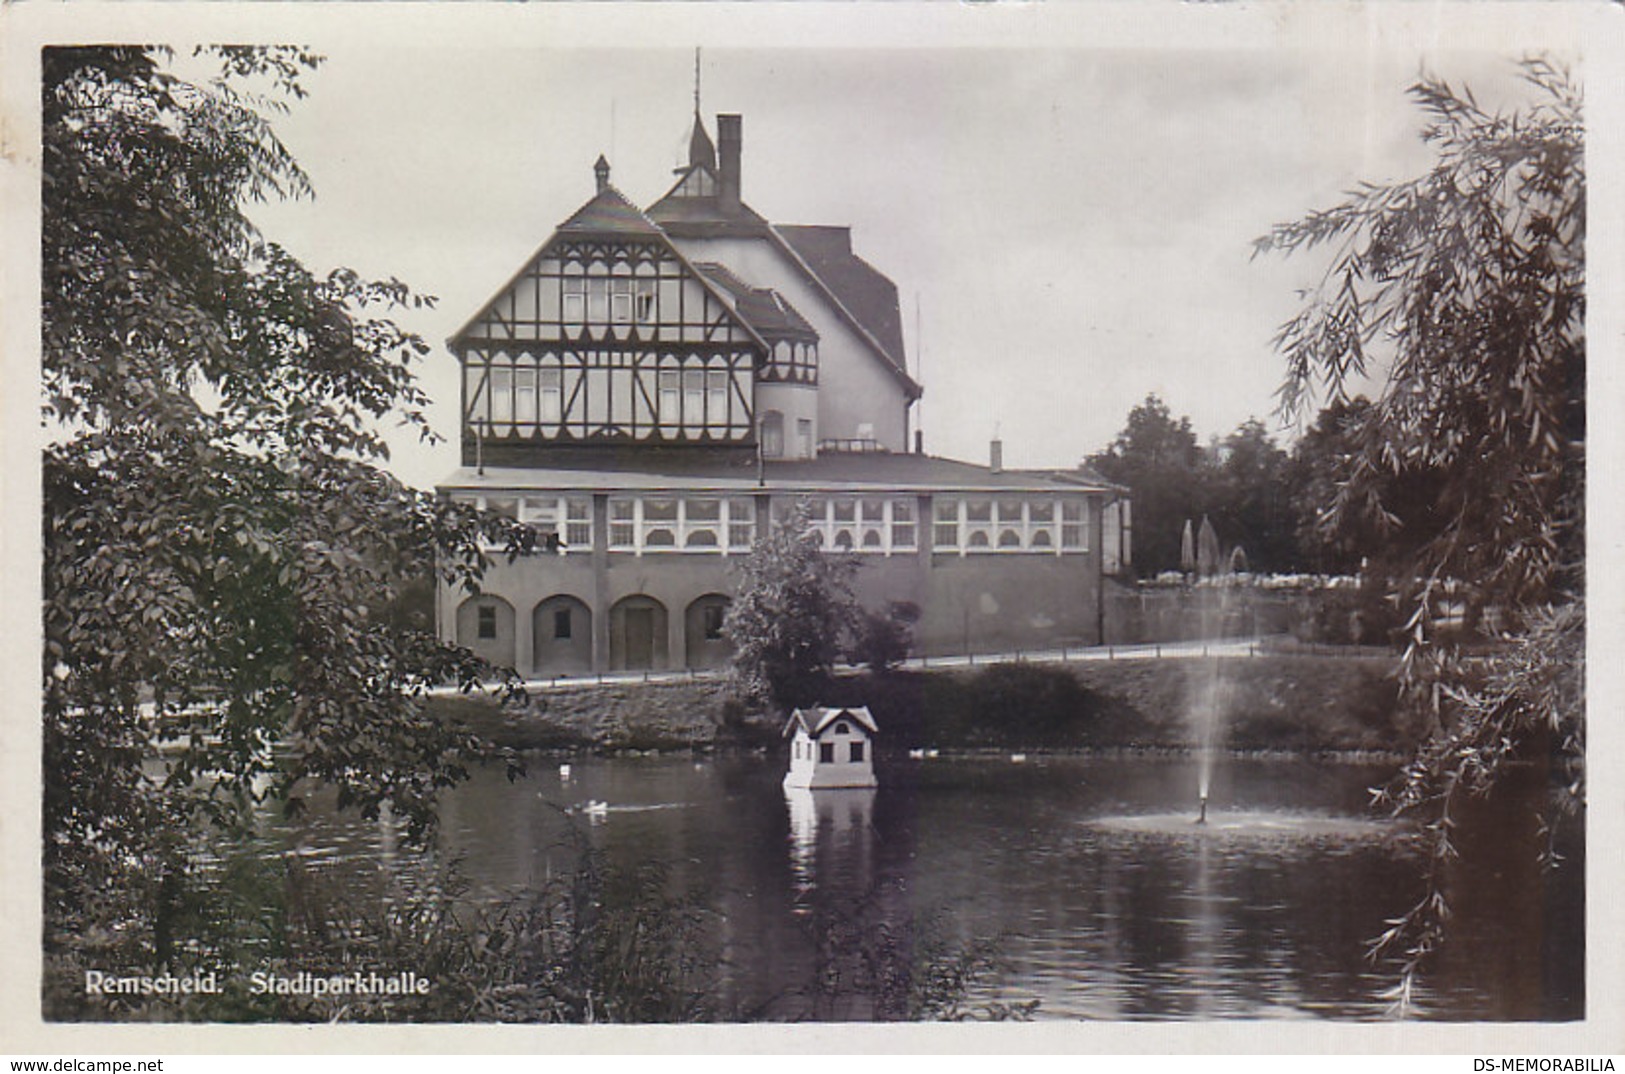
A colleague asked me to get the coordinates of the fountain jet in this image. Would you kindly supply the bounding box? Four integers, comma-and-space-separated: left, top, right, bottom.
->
1196, 794, 1208, 825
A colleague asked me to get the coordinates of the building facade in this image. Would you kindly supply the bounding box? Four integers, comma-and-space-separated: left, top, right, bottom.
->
436, 111, 1131, 677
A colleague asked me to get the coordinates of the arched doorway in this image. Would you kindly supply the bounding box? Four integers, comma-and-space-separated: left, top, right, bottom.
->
532, 595, 592, 675
609, 595, 669, 671
684, 593, 733, 669
456, 594, 516, 669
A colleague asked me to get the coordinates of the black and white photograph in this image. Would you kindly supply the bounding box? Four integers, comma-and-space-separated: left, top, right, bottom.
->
1, 0, 1619, 1053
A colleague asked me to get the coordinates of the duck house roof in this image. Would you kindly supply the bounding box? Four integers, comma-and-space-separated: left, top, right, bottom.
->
783, 705, 879, 739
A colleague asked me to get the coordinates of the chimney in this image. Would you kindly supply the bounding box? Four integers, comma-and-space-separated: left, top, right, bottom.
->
593, 154, 611, 194
915, 429, 924, 456
990, 438, 1004, 474
717, 114, 742, 212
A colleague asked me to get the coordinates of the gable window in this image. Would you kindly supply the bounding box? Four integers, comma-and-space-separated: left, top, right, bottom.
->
659, 370, 680, 426
515, 368, 538, 424
491, 368, 513, 425
707, 371, 729, 428
587, 277, 608, 322
684, 370, 704, 425
562, 277, 585, 323
539, 369, 562, 424
610, 278, 633, 323
834, 721, 849, 735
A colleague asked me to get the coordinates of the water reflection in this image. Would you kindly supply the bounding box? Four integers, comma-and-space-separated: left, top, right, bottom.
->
784, 786, 877, 913
253, 754, 1579, 1021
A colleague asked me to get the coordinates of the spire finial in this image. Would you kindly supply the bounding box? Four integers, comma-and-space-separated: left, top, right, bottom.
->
694, 47, 702, 113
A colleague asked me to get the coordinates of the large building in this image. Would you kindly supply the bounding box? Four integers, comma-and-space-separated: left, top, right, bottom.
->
435, 110, 1130, 677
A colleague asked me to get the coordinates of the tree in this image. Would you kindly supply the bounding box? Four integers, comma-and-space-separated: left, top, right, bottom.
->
1207, 418, 1295, 573
849, 601, 920, 676
1085, 395, 1204, 577
42, 47, 531, 970
1280, 398, 1377, 576
724, 504, 860, 712
1255, 59, 1583, 1006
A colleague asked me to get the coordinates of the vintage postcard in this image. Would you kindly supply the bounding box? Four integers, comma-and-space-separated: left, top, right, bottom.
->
1, 0, 1620, 1056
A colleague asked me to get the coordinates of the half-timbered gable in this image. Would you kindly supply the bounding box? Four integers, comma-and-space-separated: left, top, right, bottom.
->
454, 169, 766, 455
435, 106, 1130, 680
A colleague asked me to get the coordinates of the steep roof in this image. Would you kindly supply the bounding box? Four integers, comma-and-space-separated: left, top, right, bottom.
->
449, 176, 770, 352
693, 261, 818, 341
783, 706, 879, 739
643, 114, 920, 400
687, 111, 716, 171
556, 184, 665, 236
775, 225, 907, 375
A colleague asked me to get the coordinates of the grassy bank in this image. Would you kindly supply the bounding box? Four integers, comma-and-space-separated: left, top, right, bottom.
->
438, 653, 1417, 758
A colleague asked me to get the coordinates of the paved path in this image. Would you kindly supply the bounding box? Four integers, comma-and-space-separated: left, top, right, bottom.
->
429, 636, 1281, 697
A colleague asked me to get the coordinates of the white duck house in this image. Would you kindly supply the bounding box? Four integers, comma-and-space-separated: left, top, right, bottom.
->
783, 705, 879, 789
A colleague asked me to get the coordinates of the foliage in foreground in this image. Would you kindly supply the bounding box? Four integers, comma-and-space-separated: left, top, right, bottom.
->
1255, 58, 1584, 1009
43, 835, 1026, 1024
43, 46, 533, 985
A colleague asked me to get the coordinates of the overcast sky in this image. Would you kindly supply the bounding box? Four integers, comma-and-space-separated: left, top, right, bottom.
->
224, 13, 1576, 490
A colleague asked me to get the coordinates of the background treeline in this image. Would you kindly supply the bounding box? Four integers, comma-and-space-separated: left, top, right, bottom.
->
1086, 394, 1375, 579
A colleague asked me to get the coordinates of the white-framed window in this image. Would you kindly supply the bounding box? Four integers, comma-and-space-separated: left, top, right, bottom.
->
456, 494, 591, 552
610, 278, 633, 323
684, 370, 704, 424
933, 498, 960, 551
515, 368, 537, 424
490, 367, 513, 425
796, 419, 813, 458
610, 497, 635, 548
587, 277, 607, 322
1062, 499, 1087, 550
791, 496, 919, 555
928, 496, 1087, 554
540, 369, 562, 424
659, 370, 680, 427
562, 276, 585, 323
606, 495, 756, 555
635, 281, 656, 323
964, 499, 994, 550
728, 498, 756, 550
890, 498, 917, 550
707, 371, 729, 429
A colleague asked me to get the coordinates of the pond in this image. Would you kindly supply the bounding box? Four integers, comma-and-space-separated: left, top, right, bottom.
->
273, 751, 1584, 1022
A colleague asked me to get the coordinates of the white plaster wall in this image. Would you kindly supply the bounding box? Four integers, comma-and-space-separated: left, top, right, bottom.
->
754, 380, 819, 457
668, 234, 910, 451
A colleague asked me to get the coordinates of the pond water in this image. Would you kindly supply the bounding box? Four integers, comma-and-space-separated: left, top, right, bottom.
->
275, 751, 1584, 1022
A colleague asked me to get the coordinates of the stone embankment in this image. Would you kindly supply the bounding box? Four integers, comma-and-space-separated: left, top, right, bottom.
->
436, 650, 1415, 759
